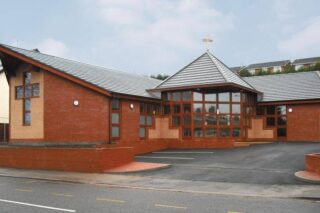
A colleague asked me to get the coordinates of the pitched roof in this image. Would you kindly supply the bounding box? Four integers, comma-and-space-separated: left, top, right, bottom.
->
246, 60, 290, 69
292, 57, 320, 65
243, 71, 320, 102
154, 51, 256, 91
0, 44, 161, 99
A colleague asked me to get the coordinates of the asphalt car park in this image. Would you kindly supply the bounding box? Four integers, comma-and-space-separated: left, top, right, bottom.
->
134, 142, 320, 185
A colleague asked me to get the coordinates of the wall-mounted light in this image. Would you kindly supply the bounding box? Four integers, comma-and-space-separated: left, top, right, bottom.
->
129, 103, 134, 109
217, 109, 220, 115
73, 100, 79, 106
288, 108, 293, 113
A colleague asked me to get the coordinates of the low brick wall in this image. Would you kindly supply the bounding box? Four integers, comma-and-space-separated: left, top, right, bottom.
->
0, 146, 133, 173
305, 153, 320, 175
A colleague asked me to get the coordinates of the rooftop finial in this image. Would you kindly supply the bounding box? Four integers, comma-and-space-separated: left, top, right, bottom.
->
202, 36, 213, 51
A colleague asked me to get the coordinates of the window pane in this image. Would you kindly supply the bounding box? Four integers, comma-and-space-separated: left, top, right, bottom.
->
24, 72, 32, 85
139, 127, 146, 138
25, 85, 31, 98
277, 128, 286, 137
172, 116, 180, 126
232, 115, 241, 126
256, 106, 265, 115
205, 115, 217, 126
112, 113, 119, 124
112, 126, 119, 138
205, 93, 216, 102
183, 104, 191, 113
232, 128, 241, 137
220, 128, 230, 137
183, 128, 192, 137
162, 93, 169, 101
146, 116, 153, 126
25, 99, 31, 111
32, 84, 40, 97
193, 115, 203, 126
193, 103, 203, 113
205, 128, 216, 137
276, 106, 286, 116
140, 104, 145, 113
16, 86, 23, 99
182, 91, 191, 101
232, 92, 241, 102
163, 105, 171, 114
193, 92, 203, 101
24, 112, 31, 125
232, 104, 241, 114
139, 115, 145, 125
277, 116, 286, 126
266, 106, 275, 115
111, 99, 120, 110
266, 117, 275, 126
205, 103, 217, 113
218, 92, 230, 102
173, 104, 181, 114
183, 116, 191, 126
194, 128, 203, 137
172, 92, 181, 102
219, 115, 230, 126
219, 104, 230, 114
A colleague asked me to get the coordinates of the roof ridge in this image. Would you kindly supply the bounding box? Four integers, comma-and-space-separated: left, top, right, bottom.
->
243, 71, 320, 79
154, 52, 208, 89
206, 51, 228, 82
0, 43, 156, 81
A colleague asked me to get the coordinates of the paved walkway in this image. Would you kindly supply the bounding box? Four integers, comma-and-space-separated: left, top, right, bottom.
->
0, 167, 319, 199
106, 162, 171, 173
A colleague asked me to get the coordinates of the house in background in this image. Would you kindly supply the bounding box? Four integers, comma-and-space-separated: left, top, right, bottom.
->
229, 66, 244, 74
245, 60, 290, 75
0, 64, 9, 143
292, 57, 320, 71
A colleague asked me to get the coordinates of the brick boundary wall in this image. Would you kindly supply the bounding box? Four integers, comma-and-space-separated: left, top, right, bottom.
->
305, 153, 320, 175
0, 147, 133, 173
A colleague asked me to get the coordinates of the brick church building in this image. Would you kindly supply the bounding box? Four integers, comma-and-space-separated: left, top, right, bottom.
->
0, 43, 319, 157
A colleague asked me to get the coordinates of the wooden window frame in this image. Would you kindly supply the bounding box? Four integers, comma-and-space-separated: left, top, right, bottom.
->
139, 102, 158, 139
110, 99, 121, 140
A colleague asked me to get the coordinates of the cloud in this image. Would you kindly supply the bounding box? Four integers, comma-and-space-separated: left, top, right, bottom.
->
36, 38, 68, 57
84, 0, 235, 74
277, 17, 320, 55
272, 0, 295, 22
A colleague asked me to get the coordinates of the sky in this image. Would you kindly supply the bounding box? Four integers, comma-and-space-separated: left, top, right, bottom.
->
1, 0, 320, 76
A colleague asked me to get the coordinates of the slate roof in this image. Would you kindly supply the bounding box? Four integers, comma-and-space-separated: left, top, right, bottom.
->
0, 44, 161, 99
246, 60, 290, 69
292, 57, 320, 65
154, 52, 256, 91
243, 71, 320, 102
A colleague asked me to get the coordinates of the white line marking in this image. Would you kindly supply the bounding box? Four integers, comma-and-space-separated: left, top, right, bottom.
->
0, 198, 76, 212
153, 151, 213, 154
136, 156, 194, 160
155, 204, 187, 209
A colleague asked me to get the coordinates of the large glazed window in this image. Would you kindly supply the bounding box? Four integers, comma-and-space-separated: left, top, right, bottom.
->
162, 91, 244, 139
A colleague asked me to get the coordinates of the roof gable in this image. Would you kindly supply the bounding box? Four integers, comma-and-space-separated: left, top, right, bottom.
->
0, 44, 161, 99
155, 51, 255, 91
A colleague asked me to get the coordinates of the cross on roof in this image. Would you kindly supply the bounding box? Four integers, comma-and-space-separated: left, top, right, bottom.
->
202, 36, 213, 51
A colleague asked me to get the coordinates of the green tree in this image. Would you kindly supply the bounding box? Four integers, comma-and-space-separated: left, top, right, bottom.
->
150, 74, 170, 80
315, 61, 320, 71
239, 69, 252, 77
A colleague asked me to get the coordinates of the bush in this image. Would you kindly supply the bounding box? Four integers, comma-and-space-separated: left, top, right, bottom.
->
239, 69, 252, 77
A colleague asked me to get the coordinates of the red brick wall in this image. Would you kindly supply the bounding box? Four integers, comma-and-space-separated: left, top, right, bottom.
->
305, 153, 320, 175
43, 72, 109, 142
287, 103, 320, 141
0, 147, 133, 173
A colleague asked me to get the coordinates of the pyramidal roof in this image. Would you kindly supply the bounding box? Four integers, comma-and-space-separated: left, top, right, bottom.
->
154, 51, 256, 92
